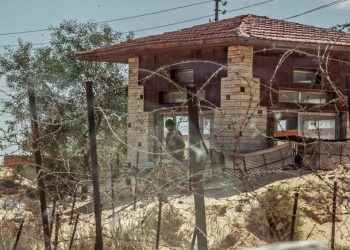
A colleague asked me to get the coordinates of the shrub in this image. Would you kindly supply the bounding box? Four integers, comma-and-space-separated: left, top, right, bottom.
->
142, 204, 186, 247
247, 186, 303, 242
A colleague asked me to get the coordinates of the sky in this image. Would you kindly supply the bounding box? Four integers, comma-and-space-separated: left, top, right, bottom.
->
0, 0, 350, 158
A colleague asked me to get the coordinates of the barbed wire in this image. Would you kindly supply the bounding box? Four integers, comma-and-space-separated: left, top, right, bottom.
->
2, 43, 350, 249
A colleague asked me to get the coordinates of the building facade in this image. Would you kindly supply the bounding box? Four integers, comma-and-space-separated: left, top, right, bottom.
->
77, 14, 350, 168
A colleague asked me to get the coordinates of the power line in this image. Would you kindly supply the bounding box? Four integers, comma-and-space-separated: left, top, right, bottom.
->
284, 0, 348, 20
0, 0, 212, 37
0, 0, 275, 49
119, 0, 273, 34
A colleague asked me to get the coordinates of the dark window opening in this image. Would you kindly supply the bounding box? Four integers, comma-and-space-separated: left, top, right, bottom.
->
279, 90, 335, 104
293, 68, 322, 84
171, 69, 194, 84
160, 91, 205, 104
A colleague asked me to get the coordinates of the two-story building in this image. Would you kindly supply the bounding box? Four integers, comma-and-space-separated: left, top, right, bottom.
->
77, 14, 350, 168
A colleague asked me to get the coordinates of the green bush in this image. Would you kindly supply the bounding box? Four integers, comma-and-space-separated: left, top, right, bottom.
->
247, 186, 303, 242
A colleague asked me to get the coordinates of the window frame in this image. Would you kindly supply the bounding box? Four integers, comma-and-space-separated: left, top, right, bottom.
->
170, 68, 194, 84
279, 89, 334, 105
160, 91, 205, 104
293, 68, 321, 84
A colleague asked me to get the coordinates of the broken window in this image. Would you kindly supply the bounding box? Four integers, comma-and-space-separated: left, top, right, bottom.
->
279, 90, 334, 105
160, 91, 205, 104
279, 90, 299, 103
300, 92, 328, 104
160, 113, 213, 159
275, 112, 298, 137
300, 115, 337, 140
293, 68, 321, 84
171, 69, 194, 84
274, 112, 337, 139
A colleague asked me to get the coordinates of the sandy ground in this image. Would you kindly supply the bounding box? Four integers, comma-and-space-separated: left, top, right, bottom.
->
1, 165, 350, 249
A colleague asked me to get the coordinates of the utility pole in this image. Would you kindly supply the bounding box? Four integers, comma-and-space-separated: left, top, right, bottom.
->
85, 81, 103, 250
214, 0, 227, 21
27, 82, 52, 250
187, 85, 208, 250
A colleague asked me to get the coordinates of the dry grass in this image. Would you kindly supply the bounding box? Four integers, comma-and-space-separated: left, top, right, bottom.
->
0, 221, 42, 250
247, 186, 303, 242
142, 203, 187, 248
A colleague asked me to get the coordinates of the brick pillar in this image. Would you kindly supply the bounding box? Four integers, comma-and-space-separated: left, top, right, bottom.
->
213, 45, 267, 154
127, 57, 154, 168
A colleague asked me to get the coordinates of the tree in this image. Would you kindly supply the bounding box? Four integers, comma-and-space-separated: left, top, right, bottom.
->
0, 20, 128, 198
331, 22, 350, 32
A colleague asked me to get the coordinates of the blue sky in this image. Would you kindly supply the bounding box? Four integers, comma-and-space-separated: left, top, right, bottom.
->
0, 0, 349, 158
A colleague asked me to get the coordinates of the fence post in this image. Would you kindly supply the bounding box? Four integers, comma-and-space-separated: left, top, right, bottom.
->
133, 151, 139, 211
11, 217, 25, 250
232, 155, 236, 176
279, 149, 286, 168
290, 192, 299, 241
221, 145, 225, 172
49, 198, 56, 238
85, 81, 103, 250
69, 188, 77, 225
243, 157, 247, 174
340, 143, 343, 165
187, 85, 208, 250
68, 214, 80, 250
27, 82, 51, 250
53, 214, 60, 250
331, 182, 337, 250
209, 149, 214, 177
155, 197, 163, 249
318, 141, 321, 169
110, 160, 116, 225
262, 153, 267, 167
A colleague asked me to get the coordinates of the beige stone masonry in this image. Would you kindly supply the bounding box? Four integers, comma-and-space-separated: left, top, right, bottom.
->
126, 57, 154, 167
213, 45, 267, 154
341, 111, 350, 140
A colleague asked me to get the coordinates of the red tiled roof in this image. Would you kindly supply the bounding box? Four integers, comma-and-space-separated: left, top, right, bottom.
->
76, 14, 350, 63
3, 155, 32, 166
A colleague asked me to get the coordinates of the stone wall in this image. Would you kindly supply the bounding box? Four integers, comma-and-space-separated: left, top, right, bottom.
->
126, 57, 154, 168
213, 45, 267, 154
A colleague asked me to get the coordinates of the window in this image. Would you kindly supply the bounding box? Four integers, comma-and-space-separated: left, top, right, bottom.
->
275, 113, 298, 137
161, 92, 187, 104
300, 92, 327, 104
171, 69, 194, 84
279, 91, 299, 103
300, 115, 336, 140
279, 90, 333, 104
161, 113, 213, 159
293, 68, 321, 84
160, 91, 205, 104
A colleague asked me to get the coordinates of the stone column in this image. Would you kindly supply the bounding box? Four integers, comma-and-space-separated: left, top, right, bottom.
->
213, 45, 267, 154
126, 57, 153, 168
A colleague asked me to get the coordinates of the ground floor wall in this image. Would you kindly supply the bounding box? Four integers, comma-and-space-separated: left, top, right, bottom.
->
270, 110, 350, 141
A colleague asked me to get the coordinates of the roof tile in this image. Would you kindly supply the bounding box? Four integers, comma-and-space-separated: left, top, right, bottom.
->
77, 14, 350, 62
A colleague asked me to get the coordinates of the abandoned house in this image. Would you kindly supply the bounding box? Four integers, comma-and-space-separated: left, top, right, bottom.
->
2, 155, 36, 181
77, 14, 350, 168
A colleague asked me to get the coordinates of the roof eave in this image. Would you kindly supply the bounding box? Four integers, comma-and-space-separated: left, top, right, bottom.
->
76, 37, 350, 63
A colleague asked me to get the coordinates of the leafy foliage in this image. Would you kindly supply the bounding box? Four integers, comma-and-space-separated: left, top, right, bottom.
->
331, 22, 350, 32
0, 20, 128, 197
